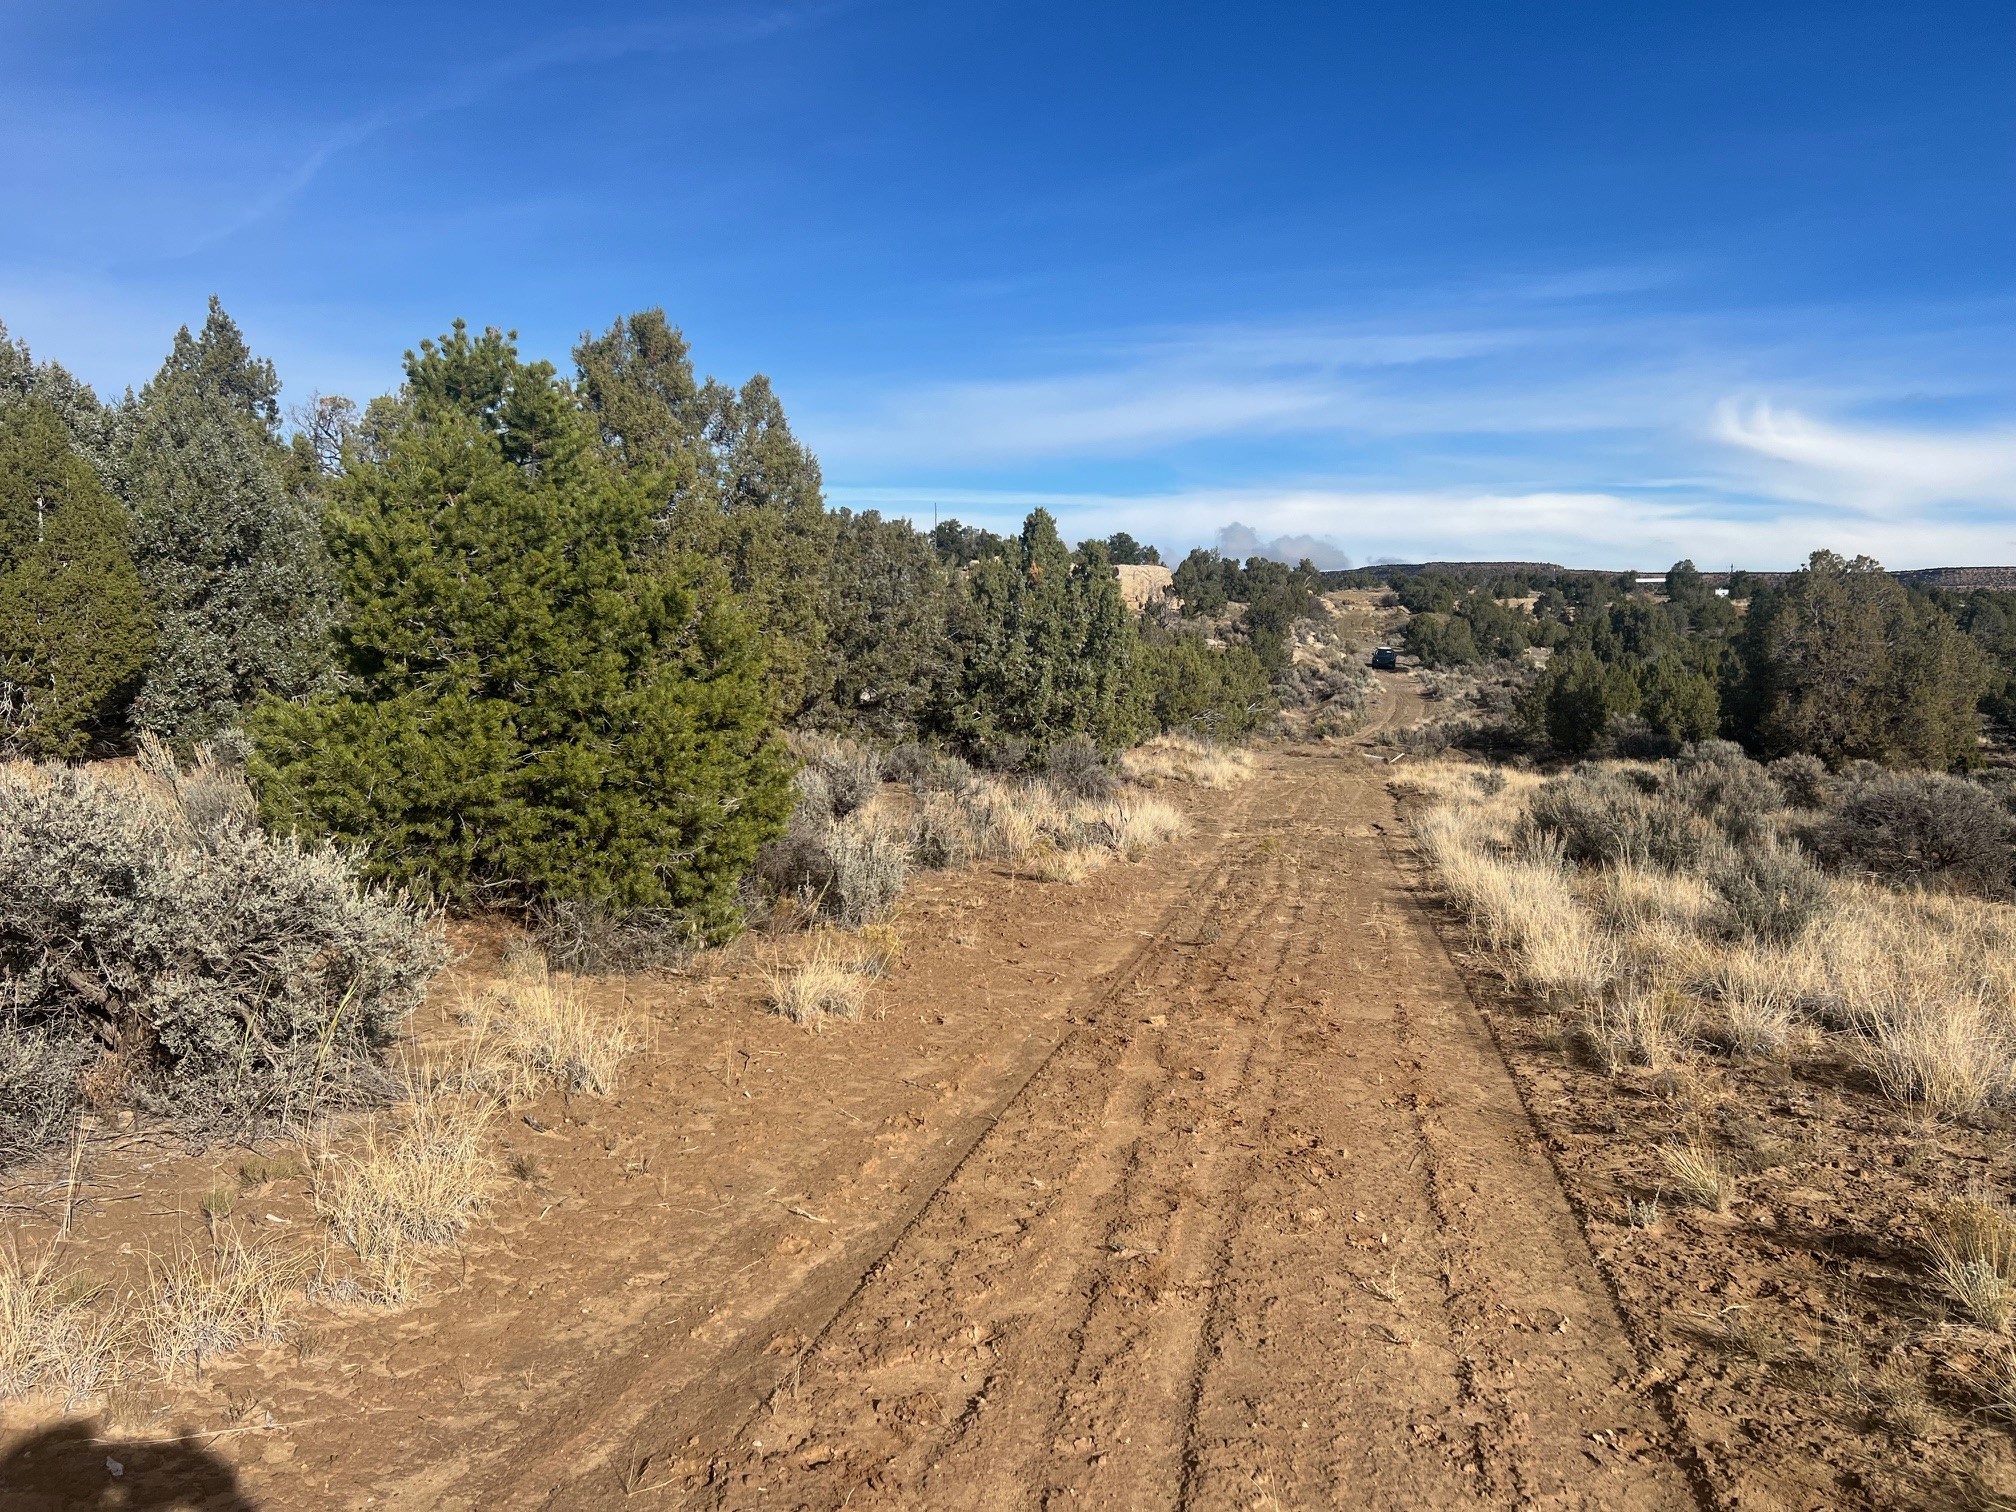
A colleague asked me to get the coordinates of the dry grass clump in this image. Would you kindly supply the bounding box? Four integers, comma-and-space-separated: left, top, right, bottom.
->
1029, 845, 1111, 884
313, 1086, 497, 1300
141, 1229, 303, 1378
1861, 994, 2016, 1118
0, 1248, 121, 1407
1719, 987, 1797, 1058
1102, 795, 1186, 858
1580, 988, 1693, 1072
1657, 1140, 1735, 1212
1401, 757, 2016, 1120
1927, 1196, 2016, 1330
764, 924, 908, 1025
457, 955, 636, 1099
1120, 735, 1255, 789
765, 934, 875, 1027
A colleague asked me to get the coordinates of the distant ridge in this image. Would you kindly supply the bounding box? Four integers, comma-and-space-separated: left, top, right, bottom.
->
1319, 562, 2016, 592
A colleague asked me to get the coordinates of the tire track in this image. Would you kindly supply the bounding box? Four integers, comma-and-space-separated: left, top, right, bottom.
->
672, 743, 1701, 1511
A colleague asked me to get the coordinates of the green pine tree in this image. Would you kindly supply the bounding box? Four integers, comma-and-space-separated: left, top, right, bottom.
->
806, 508, 953, 741
942, 510, 1137, 755
126, 298, 335, 740
0, 400, 153, 754
574, 310, 835, 717
247, 324, 791, 935
1732, 550, 1987, 769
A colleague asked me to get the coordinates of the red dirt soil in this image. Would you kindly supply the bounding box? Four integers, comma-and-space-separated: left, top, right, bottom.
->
2, 681, 1711, 1509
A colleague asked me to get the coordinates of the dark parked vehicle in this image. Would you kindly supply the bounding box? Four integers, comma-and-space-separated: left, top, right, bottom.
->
1371, 645, 1398, 669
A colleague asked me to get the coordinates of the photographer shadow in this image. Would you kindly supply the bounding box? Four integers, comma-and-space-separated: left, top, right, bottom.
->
0, 1421, 256, 1510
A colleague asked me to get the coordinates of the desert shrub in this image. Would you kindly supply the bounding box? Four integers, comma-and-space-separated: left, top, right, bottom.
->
1666, 740, 1783, 843
1768, 753, 1831, 809
529, 900, 695, 974
1707, 841, 1832, 943
0, 1031, 94, 1161
1807, 771, 2014, 896
0, 753, 445, 1160
907, 791, 978, 870
974, 735, 1032, 773
1527, 771, 1712, 871
896, 745, 980, 797
758, 808, 909, 927
1042, 736, 1116, 800
882, 742, 936, 784
791, 732, 883, 818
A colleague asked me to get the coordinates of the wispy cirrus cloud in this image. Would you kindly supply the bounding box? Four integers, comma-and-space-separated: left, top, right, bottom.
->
812, 292, 2016, 569
182, 6, 842, 254
1715, 400, 2016, 513
827, 476, 2016, 572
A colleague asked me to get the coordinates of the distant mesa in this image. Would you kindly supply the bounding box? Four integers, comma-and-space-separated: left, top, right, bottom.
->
1324, 561, 2016, 592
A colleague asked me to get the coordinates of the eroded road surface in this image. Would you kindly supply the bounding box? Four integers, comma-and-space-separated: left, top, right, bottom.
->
674, 735, 1700, 1510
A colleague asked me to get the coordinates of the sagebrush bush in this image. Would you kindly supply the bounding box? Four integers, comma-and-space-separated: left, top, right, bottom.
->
1666, 741, 1783, 843
1707, 840, 1832, 943
1527, 770, 1712, 871
907, 791, 978, 870
758, 806, 909, 927
0, 753, 445, 1160
1807, 771, 2014, 897
1041, 736, 1116, 800
1768, 753, 1831, 810
790, 732, 883, 818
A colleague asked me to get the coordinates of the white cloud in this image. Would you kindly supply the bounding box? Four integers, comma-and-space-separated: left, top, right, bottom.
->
1715, 400, 2016, 512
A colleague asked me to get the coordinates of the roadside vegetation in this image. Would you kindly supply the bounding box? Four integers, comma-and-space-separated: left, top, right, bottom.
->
0, 300, 1295, 1418
1397, 744, 2016, 1499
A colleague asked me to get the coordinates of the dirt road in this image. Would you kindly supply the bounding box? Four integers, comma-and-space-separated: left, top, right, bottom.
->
5, 682, 1707, 1510
621, 693, 1703, 1510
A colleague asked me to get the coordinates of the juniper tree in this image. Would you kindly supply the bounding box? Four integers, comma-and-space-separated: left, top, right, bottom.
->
0, 400, 152, 754
248, 323, 791, 935
806, 508, 953, 741
574, 310, 834, 716
1731, 550, 1987, 769
125, 298, 335, 740
942, 509, 1136, 756
0, 318, 121, 486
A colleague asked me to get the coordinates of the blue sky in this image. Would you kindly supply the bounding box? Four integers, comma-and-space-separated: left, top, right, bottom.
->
5, 1, 2015, 569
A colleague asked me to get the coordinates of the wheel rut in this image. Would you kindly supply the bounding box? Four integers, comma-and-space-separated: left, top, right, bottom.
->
675, 739, 1702, 1511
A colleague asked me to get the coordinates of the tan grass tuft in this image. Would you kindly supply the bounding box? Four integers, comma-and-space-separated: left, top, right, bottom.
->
314, 1086, 496, 1300
766, 935, 873, 1027
1581, 987, 1693, 1072
1101, 795, 1186, 858
1029, 844, 1112, 884
1928, 1196, 2016, 1331
141, 1229, 303, 1379
460, 956, 636, 1098
0, 1248, 122, 1407
1120, 735, 1255, 789
1657, 1140, 1734, 1212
